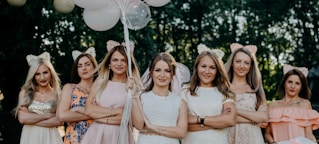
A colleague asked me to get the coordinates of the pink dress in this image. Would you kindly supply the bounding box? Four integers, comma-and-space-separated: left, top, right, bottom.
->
264, 107, 319, 142
80, 81, 134, 144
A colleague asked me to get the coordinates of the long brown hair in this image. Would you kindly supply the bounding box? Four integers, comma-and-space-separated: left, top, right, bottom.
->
143, 53, 176, 92
277, 69, 311, 99
71, 53, 98, 83
189, 51, 235, 100
225, 47, 266, 108
94, 45, 143, 101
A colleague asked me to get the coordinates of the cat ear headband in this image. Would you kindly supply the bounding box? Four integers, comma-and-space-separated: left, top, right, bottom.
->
26, 52, 51, 66
106, 40, 134, 53
197, 43, 225, 59
72, 47, 96, 61
230, 43, 257, 55
283, 64, 309, 77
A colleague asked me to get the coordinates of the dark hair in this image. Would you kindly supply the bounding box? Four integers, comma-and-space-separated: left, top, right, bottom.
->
144, 53, 176, 92
277, 69, 311, 99
70, 53, 98, 83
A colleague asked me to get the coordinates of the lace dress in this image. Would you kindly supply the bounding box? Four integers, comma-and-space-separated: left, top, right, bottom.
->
227, 93, 265, 144
181, 87, 230, 144
64, 85, 93, 144
137, 91, 181, 144
20, 100, 63, 144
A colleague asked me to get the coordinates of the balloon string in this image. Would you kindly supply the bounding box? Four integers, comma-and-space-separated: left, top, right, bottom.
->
117, 7, 134, 144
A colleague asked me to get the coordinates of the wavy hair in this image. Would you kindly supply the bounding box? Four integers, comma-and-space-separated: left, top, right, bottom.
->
277, 69, 311, 100
13, 57, 61, 116
189, 51, 235, 100
225, 47, 266, 108
94, 45, 143, 102
143, 53, 176, 92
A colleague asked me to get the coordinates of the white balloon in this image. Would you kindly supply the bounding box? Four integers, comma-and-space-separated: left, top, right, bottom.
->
73, 0, 109, 10
121, 0, 151, 30
145, 0, 170, 7
7, 0, 26, 7
83, 4, 121, 31
54, 0, 75, 14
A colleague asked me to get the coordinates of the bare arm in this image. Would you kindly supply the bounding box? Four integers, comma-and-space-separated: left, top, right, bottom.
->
58, 84, 90, 122
237, 103, 268, 123
84, 82, 122, 119
303, 100, 316, 142
33, 116, 63, 127
95, 112, 123, 125
18, 107, 55, 125
144, 100, 188, 139
191, 101, 236, 131
17, 90, 53, 124
131, 94, 145, 130
264, 125, 275, 144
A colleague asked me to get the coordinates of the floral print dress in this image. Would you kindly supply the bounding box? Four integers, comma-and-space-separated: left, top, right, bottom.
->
64, 85, 93, 144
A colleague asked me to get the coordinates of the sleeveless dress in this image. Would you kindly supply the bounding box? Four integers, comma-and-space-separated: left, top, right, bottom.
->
262, 107, 319, 142
181, 87, 230, 144
136, 91, 181, 144
20, 100, 63, 144
64, 85, 93, 144
227, 93, 265, 144
81, 81, 134, 144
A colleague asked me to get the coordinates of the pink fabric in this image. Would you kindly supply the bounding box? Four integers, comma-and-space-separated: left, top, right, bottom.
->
81, 81, 134, 144
263, 107, 319, 142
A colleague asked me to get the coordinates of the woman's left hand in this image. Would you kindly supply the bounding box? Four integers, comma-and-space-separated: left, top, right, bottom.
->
126, 77, 138, 96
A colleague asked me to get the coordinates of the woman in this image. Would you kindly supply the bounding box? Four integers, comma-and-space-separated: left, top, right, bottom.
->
81, 40, 143, 144
58, 47, 98, 144
14, 52, 63, 144
264, 64, 319, 144
181, 44, 236, 144
225, 43, 268, 144
132, 53, 188, 144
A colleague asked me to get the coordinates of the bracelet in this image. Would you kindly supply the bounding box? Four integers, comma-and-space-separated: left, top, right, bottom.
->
200, 117, 205, 127
106, 118, 108, 124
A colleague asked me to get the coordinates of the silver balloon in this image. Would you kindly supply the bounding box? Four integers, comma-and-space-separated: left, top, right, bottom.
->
121, 0, 151, 30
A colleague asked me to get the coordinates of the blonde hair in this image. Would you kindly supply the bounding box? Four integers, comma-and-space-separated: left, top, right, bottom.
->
94, 45, 143, 102
189, 51, 235, 100
13, 57, 61, 116
225, 47, 266, 109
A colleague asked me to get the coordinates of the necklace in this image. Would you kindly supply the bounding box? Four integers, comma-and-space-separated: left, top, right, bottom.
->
152, 90, 168, 97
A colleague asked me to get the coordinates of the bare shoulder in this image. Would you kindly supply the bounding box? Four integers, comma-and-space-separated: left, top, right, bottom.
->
62, 83, 74, 90
299, 98, 312, 109
268, 100, 281, 108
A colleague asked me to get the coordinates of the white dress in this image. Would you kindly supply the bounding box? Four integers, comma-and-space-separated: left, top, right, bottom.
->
137, 91, 181, 144
181, 87, 229, 144
20, 100, 63, 144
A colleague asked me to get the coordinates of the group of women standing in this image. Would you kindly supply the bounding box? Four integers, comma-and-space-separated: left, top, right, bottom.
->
14, 40, 319, 144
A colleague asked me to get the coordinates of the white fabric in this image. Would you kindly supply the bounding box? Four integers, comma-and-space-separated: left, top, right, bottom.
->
20, 101, 63, 144
137, 91, 181, 144
278, 136, 316, 144
181, 87, 228, 144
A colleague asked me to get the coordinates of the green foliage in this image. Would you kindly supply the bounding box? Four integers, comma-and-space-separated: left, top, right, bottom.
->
1, 0, 319, 113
